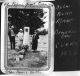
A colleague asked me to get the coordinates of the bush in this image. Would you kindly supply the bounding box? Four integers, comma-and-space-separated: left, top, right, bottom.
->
22, 45, 29, 52
38, 29, 48, 35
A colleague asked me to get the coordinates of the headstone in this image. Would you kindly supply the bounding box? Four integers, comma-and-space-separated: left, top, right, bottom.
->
16, 55, 24, 62
19, 55, 24, 59
16, 56, 19, 62
23, 27, 30, 46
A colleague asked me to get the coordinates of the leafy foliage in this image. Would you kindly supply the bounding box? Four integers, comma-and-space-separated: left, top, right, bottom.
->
8, 9, 45, 34
38, 29, 48, 35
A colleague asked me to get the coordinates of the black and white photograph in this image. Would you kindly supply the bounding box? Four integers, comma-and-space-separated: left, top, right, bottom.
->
7, 7, 50, 70
2, 0, 80, 76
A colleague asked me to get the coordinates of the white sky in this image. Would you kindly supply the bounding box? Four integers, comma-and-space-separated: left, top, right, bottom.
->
41, 8, 49, 30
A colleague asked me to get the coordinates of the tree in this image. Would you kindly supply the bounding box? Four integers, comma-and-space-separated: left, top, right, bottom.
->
38, 29, 48, 35
8, 9, 45, 34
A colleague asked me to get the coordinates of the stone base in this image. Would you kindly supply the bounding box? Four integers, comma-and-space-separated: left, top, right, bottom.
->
15, 55, 24, 62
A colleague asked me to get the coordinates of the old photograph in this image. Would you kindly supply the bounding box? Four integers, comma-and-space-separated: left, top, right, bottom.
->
7, 7, 50, 70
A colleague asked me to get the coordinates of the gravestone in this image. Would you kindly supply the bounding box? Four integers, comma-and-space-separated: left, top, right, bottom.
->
23, 27, 30, 46
16, 55, 24, 62
16, 56, 19, 62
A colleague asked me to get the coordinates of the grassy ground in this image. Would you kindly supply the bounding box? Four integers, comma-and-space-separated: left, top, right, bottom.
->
8, 51, 47, 68
7, 35, 48, 69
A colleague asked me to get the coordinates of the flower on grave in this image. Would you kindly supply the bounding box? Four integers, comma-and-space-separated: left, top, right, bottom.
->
22, 45, 29, 51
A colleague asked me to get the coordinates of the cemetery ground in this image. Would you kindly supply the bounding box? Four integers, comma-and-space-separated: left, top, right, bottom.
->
7, 35, 48, 69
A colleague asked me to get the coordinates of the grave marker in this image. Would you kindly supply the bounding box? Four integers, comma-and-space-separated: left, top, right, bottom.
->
23, 27, 30, 46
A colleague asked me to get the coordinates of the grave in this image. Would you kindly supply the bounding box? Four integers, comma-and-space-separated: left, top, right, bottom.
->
15, 55, 24, 62
23, 27, 30, 46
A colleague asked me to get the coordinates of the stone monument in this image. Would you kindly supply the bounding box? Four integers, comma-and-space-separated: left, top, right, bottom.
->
23, 27, 30, 46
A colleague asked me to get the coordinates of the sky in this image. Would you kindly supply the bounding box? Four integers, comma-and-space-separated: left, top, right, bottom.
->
39, 8, 49, 31
43, 8, 49, 29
